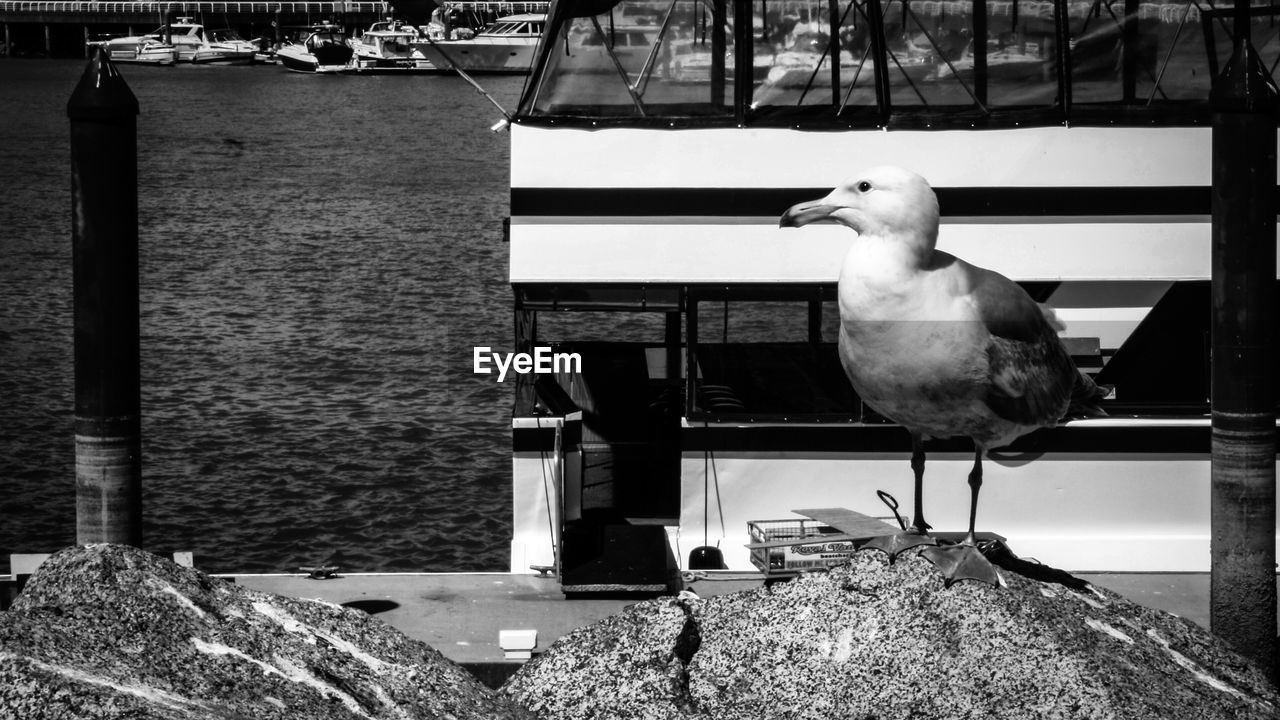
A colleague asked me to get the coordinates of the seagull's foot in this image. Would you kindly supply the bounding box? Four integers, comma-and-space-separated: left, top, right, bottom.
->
919, 543, 1000, 588
862, 530, 938, 562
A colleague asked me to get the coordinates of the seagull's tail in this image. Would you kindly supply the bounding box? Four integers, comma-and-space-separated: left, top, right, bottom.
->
1066, 369, 1109, 418
1043, 302, 1109, 418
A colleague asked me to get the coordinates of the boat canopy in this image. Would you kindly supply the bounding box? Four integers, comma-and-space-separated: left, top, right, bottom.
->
516, 0, 1280, 127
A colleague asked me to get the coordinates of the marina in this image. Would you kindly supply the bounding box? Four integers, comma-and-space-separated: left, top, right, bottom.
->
0, 1, 548, 59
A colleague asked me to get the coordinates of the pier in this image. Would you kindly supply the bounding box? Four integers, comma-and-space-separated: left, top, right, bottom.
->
0, 1, 548, 56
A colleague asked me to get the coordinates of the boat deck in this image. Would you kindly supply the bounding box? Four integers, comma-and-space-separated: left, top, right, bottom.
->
232, 571, 1273, 665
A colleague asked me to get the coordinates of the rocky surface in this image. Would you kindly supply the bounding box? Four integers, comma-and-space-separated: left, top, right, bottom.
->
0, 544, 529, 719
503, 550, 1279, 720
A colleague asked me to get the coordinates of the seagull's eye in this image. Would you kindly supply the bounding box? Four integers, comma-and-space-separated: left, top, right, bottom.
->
856, 181, 873, 192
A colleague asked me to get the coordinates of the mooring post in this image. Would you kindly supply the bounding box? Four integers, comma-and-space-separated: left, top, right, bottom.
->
68, 48, 143, 546
1209, 3, 1279, 681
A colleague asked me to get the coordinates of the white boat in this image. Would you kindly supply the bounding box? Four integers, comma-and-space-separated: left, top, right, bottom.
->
275, 25, 356, 74
189, 26, 258, 64
93, 19, 257, 65
88, 37, 177, 65
351, 19, 438, 73
412, 13, 544, 75
502, 0, 1279, 595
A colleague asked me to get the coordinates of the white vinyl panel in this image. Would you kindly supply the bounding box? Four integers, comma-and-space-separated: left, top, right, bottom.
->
509, 220, 1234, 282
675, 451, 1225, 573
512, 125, 1222, 189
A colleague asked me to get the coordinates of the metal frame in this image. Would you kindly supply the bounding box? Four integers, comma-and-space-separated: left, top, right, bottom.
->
513, 0, 1265, 128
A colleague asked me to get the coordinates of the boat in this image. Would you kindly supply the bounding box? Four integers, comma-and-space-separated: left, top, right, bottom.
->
92, 18, 257, 65
930, 38, 1054, 84
189, 26, 259, 64
411, 13, 544, 75
502, 0, 1279, 595
558, 23, 658, 78
275, 24, 356, 74
351, 18, 438, 73
88, 36, 177, 65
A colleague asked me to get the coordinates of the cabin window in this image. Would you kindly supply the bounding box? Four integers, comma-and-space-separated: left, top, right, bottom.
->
1068, 2, 1279, 114
520, 0, 1280, 126
749, 0, 1062, 120
685, 289, 858, 421
523, 0, 738, 118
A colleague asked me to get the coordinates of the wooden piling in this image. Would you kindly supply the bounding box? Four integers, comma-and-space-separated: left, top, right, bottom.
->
1208, 6, 1279, 681
68, 48, 143, 546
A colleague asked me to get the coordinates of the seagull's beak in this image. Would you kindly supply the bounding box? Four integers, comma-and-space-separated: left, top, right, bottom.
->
779, 199, 841, 228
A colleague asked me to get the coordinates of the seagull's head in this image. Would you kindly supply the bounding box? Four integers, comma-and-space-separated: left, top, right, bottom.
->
778, 166, 939, 252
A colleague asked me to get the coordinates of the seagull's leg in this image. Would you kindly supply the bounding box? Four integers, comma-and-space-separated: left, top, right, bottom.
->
920, 446, 1000, 587
963, 446, 981, 544
863, 431, 938, 560
908, 433, 932, 534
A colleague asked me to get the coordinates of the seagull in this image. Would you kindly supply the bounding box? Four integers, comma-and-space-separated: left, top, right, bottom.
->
779, 166, 1106, 587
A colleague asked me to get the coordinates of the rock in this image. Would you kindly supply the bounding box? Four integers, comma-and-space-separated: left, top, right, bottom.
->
0, 544, 529, 719
503, 550, 1279, 720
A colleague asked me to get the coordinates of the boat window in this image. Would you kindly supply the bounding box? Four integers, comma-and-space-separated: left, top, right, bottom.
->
523, 0, 737, 118
749, 0, 1061, 122
686, 292, 859, 421
1068, 1, 1279, 116
520, 0, 1280, 126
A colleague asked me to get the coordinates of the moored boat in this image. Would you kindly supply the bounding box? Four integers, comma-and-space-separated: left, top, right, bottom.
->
411, 13, 544, 75
92, 18, 257, 65
190, 26, 259, 64
88, 36, 177, 65
502, 0, 1280, 595
351, 18, 439, 73
276, 24, 356, 74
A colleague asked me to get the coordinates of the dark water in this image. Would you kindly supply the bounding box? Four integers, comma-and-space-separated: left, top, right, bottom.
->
0, 59, 527, 574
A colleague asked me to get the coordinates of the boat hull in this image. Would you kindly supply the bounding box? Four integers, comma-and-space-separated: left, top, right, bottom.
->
92, 40, 177, 65
190, 49, 258, 65
353, 56, 441, 74
412, 40, 536, 74
277, 45, 355, 74
105, 49, 176, 65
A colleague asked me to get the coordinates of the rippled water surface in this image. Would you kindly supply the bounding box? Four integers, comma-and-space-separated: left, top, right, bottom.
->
0, 59, 526, 574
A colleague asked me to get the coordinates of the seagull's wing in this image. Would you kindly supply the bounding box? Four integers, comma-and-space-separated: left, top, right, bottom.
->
966, 264, 1076, 427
